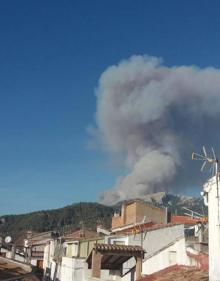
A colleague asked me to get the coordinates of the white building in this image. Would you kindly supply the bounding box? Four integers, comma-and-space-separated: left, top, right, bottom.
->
43, 223, 201, 281
203, 174, 220, 281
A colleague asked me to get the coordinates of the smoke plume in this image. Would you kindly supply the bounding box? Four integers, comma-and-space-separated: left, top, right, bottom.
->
93, 55, 220, 205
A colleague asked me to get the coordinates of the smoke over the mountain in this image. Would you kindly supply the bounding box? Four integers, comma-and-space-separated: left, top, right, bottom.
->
93, 55, 220, 205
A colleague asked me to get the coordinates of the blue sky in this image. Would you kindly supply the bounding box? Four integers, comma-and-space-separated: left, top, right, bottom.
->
0, 0, 220, 214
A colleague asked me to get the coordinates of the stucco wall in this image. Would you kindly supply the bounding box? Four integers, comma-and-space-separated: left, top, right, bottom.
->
60, 257, 84, 281
142, 237, 188, 275
43, 241, 55, 269
78, 238, 105, 258
64, 242, 79, 257
128, 224, 184, 257
107, 236, 129, 246
5, 252, 26, 263
203, 176, 220, 281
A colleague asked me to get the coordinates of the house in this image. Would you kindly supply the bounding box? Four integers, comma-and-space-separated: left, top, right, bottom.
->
42, 222, 207, 281
42, 199, 207, 281
112, 200, 168, 231
24, 231, 58, 268
43, 228, 104, 281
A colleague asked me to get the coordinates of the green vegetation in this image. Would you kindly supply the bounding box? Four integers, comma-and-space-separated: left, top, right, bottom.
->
0, 193, 207, 240
0, 202, 114, 239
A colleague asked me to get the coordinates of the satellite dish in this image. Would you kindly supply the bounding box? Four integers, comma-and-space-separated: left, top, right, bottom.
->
5, 236, 12, 244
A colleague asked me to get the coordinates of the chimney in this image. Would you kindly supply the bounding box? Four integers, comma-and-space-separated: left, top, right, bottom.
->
121, 203, 126, 225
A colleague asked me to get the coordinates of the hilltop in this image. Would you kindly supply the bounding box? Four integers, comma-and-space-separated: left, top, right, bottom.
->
0, 202, 114, 239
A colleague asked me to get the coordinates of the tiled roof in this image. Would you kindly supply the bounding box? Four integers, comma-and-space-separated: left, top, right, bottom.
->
63, 229, 99, 241
112, 222, 155, 234
171, 215, 204, 225
136, 222, 181, 232
86, 243, 144, 270
139, 265, 208, 281
112, 222, 182, 235
94, 243, 143, 252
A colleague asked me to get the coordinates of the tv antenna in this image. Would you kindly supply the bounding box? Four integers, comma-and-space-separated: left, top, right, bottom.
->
192, 146, 220, 224
192, 146, 218, 176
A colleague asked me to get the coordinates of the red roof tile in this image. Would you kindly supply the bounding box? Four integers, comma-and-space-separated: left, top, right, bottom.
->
139, 265, 208, 281
94, 243, 143, 252
171, 215, 203, 225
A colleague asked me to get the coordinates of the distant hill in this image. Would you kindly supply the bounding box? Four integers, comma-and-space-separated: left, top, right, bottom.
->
0, 202, 115, 239
0, 193, 207, 240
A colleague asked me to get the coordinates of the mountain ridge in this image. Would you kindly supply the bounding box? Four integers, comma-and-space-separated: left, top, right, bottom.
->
0, 192, 207, 240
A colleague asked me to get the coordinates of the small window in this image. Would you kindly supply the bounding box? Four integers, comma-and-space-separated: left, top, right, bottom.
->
113, 241, 125, 245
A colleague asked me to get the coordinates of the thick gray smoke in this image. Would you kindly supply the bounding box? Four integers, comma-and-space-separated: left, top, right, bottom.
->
93, 55, 220, 205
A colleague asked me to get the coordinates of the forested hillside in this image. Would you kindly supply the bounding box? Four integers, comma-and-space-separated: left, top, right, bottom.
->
0, 202, 115, 239
0, 193, 207, 240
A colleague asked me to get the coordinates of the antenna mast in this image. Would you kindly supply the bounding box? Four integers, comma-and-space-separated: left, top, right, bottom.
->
192, 146, 218, 176
192, 146, 219, 220
193, 146, 220, 281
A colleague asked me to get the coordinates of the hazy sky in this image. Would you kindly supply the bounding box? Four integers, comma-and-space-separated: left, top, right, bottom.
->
1, 0, 220, 214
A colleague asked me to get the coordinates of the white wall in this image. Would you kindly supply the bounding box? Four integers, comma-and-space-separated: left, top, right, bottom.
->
128, 224, 184, 257
0, 248, 9, 254
121, 268, 135, 281
30, 259, 37, 266
107, 236, 129, 246
43, 240, 59, 281
43, 243, 50, 269
47, 260, 58, 280
43, 240, 56, 271
60, 257, 84, 281
5, 251, 25, 263
83, 263, 121, 281
142, 237, 188, 275
204, 176, 220, 281
42, 224, 188, 281
64, 242, 79, 257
